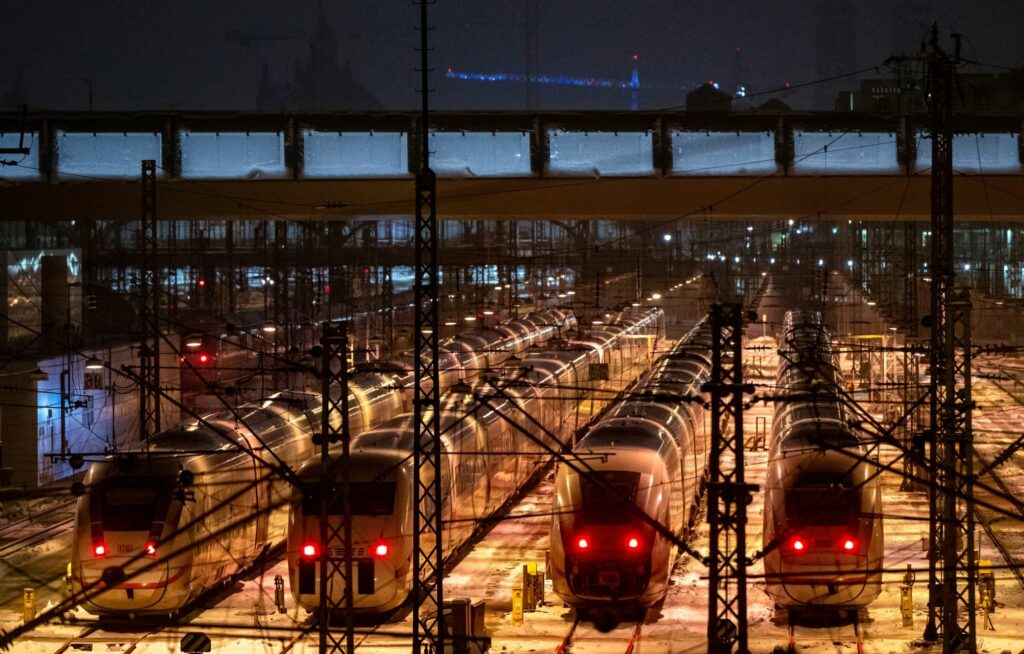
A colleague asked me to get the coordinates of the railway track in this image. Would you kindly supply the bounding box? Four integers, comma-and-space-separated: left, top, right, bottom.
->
973, 450, 1024, 592
970, 364, 1024, 592
0, 496, 77, 556
555, 613, 644, 654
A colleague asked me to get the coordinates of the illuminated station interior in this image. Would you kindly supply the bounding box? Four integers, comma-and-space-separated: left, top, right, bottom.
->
2, 2, 1024, 653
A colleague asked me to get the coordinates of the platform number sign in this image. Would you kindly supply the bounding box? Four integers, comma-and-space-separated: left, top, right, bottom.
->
84, 372, 104, 390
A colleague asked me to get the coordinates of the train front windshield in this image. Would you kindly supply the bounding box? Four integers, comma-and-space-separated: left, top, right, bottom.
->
96, 478, 173, 531
301, 482, 397, 516
581, 471, 640, 525
786, 485, 859, 526
102, 487, 158, 531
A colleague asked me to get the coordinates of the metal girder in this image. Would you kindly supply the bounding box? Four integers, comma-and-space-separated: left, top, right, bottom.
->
317, 324, 354, 654
137, 160, 160, 447
706, 303, 754, 654
941, 292, 975, 653
382, 266, 394, 358
412, 1, 444, 650
922, 27, 976, 654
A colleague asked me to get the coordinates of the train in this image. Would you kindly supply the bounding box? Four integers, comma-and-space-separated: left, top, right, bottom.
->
547, 318, 713, 626
762, 311, 883, 611
70, 306, 575, 616
286, 306, 665, 614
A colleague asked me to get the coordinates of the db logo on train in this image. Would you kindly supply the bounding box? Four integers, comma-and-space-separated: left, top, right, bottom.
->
117, 544, 134, 553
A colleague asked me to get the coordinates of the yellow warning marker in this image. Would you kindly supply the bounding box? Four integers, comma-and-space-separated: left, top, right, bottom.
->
899, 564, 915, 628
511, 585, 524, 626
23, 588, 36, 624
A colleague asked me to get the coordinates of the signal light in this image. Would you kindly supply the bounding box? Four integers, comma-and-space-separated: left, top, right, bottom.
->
145, 542, 157, 556
302, 544, 317, 558
790, 538, 805, 553
93, 544, 106, 557
576, 537, 589, 550
627, 537, 639, 549
842, 538, 857, 552
374, 541, 389, 557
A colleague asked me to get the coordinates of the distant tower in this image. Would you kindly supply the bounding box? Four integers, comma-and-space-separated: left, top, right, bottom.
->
733, 47, 748, 101
630, 54, 640, 110
287, 0, 380, 111
256, 62, 280, 110
814, 0, 857, 109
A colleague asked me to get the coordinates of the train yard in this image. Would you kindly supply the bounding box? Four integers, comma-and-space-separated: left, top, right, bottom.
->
0, 274, 1020, 654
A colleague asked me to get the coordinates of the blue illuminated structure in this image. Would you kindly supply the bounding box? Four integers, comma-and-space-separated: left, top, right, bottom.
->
446, 54, 643, 110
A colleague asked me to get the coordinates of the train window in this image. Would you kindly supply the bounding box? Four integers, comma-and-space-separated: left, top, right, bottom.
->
580, 471, 641, 525
102, 487, 158, 531
302, 482, 397, 516
787, 486, 858, 526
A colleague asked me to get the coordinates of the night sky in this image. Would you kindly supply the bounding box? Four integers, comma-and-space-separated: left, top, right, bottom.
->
2, 0, 1022, 112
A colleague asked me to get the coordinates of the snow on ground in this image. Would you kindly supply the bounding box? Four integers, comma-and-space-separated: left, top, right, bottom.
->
5, 298, 1024, 651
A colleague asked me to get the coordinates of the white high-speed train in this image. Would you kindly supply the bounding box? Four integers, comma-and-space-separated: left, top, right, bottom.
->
70, 307, 575, 616
547, 318, 713, 622
762, 311, 883, 611
286, 307, 665, 613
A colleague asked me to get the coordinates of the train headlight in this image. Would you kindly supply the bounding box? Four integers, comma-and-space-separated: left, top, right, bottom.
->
842, 538, 857, 552
302, 543, 318, 558
576, 537, 589, 550
374, 541, 389, 557
93, 543, 106, 557
627, 537, 639, 549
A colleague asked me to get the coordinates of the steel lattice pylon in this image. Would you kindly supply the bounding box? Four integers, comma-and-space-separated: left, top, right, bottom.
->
412, 1, 443, 650
941, 291, 975, 653
706, 303, 754, 654
138, 160, 160, 447
922, 25, 976, 654
317, 324, 354, 654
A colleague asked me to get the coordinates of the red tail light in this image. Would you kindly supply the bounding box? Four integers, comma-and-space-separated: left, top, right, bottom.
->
198, 353, 210, 364
576, 537, 589, 550
842, 538, 857, 552
789, 537, 806, 553
145, 542, 157, 556
302, 543, 317, 558
93, 543, 106, 557
374, 541, 389, 557
627, 537, 640, 549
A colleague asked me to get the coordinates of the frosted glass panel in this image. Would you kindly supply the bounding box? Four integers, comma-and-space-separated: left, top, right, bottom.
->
181, 131, 286, 179
302, 130, 408, 177
793, 131, 899, 174
429, 131, 531, 176
546, 130, 653, 176
672, 131, 776, 175
915, 133, 1021, 173
57, 131, 162, 178
0, 132, 40, 179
